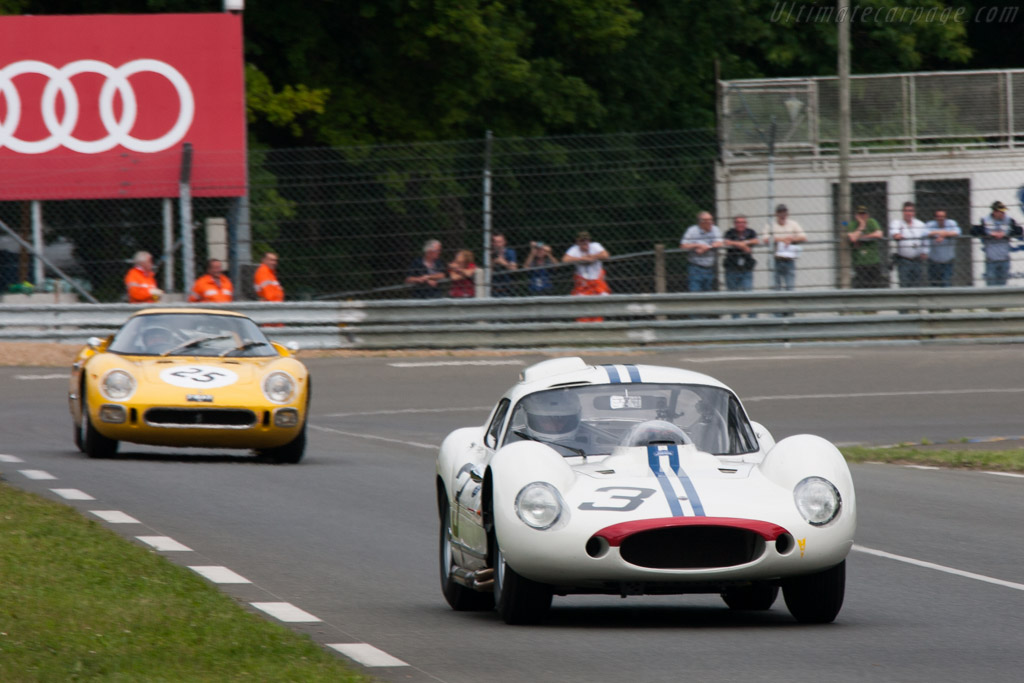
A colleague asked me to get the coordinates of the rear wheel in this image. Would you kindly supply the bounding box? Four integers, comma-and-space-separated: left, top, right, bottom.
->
722, 582, 779, 611
439, 497, 494, 611
492, 531, 552, 625
81, 394, 118, 459
782, 561, 846, 623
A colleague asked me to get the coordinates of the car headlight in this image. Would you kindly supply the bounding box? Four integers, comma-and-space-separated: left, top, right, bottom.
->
100, 369, 136, 400
793, 476, 842, 527
262, 371, 296, 404
515, 482, 564, 530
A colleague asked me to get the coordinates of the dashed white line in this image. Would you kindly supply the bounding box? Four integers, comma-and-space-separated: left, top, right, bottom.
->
50, 488, 95, 500
136, 536, 192, 552
681, 354, 851, 363
309, 424, 436, 450
905, 465, 940, 471
250, 602, 321, 622
744, 387, 1024, 402
982, 471, 1024, 479
854, 544, 1024, 592
328, 643, 409, 667
388, 360, 525, 368
13, 373, 67, 380
322, 406, 488, 418
0, 454, 25, 463
189, 566, 251, 584
89, 510, 141, 524
19, 469, 56, 480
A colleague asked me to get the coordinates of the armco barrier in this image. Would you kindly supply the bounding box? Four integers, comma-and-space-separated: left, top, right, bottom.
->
2, 287, 1024, 349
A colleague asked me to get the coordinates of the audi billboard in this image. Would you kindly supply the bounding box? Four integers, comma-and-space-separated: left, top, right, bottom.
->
0, 13, 245, 200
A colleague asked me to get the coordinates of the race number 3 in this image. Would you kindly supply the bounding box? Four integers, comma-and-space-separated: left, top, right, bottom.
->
579, 487, 656, 512
160, 365, 238, 389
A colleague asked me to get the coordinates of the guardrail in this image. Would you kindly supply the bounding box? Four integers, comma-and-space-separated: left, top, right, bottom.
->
3, 287, 1024, 349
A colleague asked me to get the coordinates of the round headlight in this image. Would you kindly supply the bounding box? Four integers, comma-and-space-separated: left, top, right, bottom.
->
100, 369, 136, 400
793, 476, 842, 527
262, 371, 296, 404
515, 482, 564, 530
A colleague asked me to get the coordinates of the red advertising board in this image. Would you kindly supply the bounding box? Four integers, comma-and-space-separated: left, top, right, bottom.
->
0, 14, 246, 200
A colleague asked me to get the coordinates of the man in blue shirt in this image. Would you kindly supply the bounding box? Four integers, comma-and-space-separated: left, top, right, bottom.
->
490, 233, 518, 297
925, 209, 961, 287
971, 201, 1022, 286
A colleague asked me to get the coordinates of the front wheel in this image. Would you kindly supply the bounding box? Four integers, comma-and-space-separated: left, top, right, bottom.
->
258, 423, 306, 464
492, 531, 552, 625
81, 394, 118, 459
782, 560, 846, 623
439, 497, 494, 611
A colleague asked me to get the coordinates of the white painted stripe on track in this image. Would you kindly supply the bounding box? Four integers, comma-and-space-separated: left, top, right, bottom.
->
0, 454, 25, 463
388, 360, 525, 368
905, 465, 940, 470
250, 602, 321, 622
136, 536, 192, 552
983, 471, 1024, 478
744, 387, 1024, 402
854, 544, 1024, 592
189, 566, 251, 584
89, 510, 141, 524
322, 406, 489, 418
328, 643, 409, 667
310, 424, 436, 450
681, 354, 851, 363
13, 373, 67, 380
51, 488, 94, 500
19, 469, 56, 480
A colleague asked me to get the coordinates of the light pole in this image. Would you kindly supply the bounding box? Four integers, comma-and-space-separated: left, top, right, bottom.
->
837, 0, 852, 288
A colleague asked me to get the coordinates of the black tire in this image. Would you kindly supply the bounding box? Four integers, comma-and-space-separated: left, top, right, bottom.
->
722, 582, 779, 611
439, 497, 494, 611
81, 394, 118, 459
259, 423, 306, 464
492, 531, 552, 625
782, 560, 846, 624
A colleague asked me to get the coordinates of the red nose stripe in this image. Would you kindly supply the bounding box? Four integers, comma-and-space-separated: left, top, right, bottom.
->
595, 517, 789, 547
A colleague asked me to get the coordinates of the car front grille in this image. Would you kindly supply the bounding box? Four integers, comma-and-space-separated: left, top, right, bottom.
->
618, 526, 766, 569
144, 408, 257, 429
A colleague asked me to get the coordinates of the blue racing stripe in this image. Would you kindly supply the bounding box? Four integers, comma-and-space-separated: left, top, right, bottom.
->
602, 364, 622, 383
648, 446, 684, 517
625, 364, 642, 382
672, 458, 706, 517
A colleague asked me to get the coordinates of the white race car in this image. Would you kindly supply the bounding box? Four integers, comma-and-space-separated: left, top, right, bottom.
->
436, 357, 856, 624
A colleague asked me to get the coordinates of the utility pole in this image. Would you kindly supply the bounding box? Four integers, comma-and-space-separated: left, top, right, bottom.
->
837, 0, 852, 288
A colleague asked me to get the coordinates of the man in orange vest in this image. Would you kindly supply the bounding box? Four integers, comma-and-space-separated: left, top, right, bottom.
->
253, 252, 284, 302
125, 251, 163, 304
188, 258, 234, 303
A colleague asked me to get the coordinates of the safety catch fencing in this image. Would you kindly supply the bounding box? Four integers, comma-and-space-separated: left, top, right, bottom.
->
5, 288, 1024, 350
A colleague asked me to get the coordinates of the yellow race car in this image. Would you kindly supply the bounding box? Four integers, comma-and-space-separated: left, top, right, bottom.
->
68, 308, 310, 463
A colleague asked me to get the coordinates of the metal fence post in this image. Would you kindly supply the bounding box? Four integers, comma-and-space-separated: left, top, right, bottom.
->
654, 244, 666, 293
179, 143, 194, 293
481, 129, 493, 298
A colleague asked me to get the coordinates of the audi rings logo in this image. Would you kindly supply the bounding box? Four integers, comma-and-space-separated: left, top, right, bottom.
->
0, 59, 195, 154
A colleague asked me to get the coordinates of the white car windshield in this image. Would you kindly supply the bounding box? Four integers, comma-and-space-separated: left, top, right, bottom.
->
107, 313, 277, 357
504, 383, 758, 456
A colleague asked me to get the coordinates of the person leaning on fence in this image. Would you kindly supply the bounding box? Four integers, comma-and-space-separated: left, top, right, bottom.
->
925, 209, 961, 288
490, 233, 518, 297
188, 258, 234, 303
971, 201, 1022, 287
722, 215, 758, 317
681, 211, 724, 293
890, 201, 929, 288
766, 204, 806, 291
846, 205, 887, 289
253, 252, 284, 302
563, 231, 610, 321
448, 249, 477, 298
125, 250, 163, 304
524, 240, 556, 295
405, 239, 447, 298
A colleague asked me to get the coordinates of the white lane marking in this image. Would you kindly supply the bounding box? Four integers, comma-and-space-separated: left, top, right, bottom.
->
189, 566, 251, 584
13, 373, 66, 380
322, 406, 489, 418
89, 510, 141, 524
854, 545, 1024, 591
744, 387, 1024, 402
51, 488, 95, 500
0, 454, 25, 462
19, 469, 56, 480
328, 643, 409, 667
388, 360, 525, 368
905, 465, 940, 471
681, 355, 851, 363
250, 602, 321, 623
309, 424, 435, 450
136, 536, 192, 552
983, 471, 1024, 479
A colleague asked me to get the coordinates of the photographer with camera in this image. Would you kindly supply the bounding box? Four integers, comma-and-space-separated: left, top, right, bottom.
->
523, 240, 557, 294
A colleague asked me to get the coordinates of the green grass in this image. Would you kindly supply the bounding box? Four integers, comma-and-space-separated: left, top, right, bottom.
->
841, 446, 1024, 472
0, 482, 372, 683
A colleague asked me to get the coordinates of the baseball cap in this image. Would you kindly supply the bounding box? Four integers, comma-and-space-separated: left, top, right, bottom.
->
992, 201, 1007, 211
775, 204, 788, 213
855, 205, 868, 213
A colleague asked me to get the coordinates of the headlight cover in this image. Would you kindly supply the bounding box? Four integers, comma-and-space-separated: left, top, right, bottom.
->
793, 476, 842, 527
515, 482, 564, 530
100, 369, 136, 400
262, 371, 296, 404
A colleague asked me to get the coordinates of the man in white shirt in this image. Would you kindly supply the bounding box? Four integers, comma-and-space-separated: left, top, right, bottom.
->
766, 204, 807, 291
890, 201, 929, 288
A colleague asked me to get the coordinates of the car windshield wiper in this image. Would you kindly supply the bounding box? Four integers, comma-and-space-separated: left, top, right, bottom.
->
512, 430, 586, 458
219, 340, 271, 357
161, 334, 234, 357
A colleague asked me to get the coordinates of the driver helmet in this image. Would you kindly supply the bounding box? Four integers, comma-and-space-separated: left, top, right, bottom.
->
141, 325, 174, 352
523, 390, 581, 441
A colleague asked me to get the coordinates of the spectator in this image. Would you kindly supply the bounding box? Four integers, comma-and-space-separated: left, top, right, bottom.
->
124, 250, 163, 304
722, 215, 758, 317
523, 240, 557, 295
681, 210, 723, 292
766, 204, 807, 291
563, 231, 610, 321
890, 201, 929, 288
448, 249, 477, 298
490, 233, 518, 297
846, 206, 887, 289
925, 210, 962, 287
405, 239, 446, 298
253, 252, 284, 302
188, 258, 233, 303
971, 201, 1022, 286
